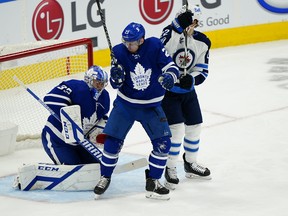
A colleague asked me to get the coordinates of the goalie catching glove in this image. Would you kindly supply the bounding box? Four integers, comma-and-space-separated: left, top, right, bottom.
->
86, 116, 108, 147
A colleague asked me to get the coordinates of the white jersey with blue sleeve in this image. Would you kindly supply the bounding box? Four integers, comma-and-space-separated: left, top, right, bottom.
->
160, 25, 211, 93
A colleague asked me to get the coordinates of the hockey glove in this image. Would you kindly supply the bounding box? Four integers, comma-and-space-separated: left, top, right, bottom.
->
110, 65, 125, 86
179, 74, 194, 90
172, 11, 193, 33
158, 73, 175, 90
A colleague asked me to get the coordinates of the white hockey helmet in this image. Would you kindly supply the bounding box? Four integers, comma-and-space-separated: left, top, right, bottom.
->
84, 65, 108, 90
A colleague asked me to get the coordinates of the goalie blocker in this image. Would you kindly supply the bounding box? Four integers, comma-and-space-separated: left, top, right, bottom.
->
60, 105, 107, 146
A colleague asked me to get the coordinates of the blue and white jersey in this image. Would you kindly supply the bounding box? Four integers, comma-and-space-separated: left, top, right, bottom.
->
112, 37, 179, 108
43, 79, 110, 145
160, 25, 211, 94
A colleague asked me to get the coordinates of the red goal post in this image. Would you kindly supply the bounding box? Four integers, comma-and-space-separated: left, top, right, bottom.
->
0, 38, 94, 144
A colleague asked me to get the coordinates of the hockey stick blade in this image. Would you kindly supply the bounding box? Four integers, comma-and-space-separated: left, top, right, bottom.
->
114, 158, 147, 174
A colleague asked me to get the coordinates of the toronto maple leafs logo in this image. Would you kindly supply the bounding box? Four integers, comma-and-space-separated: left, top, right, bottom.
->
82, 112, 97, 135
130, 63, 152, 91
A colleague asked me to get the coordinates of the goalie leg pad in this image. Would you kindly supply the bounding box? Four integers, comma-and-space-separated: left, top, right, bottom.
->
15, 163, 101, 191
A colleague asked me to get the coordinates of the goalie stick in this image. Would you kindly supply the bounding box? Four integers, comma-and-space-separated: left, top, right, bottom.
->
13, 76, 147, 171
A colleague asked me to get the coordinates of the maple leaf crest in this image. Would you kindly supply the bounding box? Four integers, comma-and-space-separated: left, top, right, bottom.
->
82, 112, 97, 134
130, 63, 151, 91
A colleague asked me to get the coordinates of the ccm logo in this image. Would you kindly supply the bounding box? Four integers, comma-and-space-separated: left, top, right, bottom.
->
38, 166, 60, 171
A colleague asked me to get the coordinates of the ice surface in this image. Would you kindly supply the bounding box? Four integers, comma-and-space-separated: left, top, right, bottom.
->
1, 40, 288, 216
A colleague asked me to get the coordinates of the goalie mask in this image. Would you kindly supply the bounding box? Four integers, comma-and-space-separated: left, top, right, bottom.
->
84, 66, 108, 100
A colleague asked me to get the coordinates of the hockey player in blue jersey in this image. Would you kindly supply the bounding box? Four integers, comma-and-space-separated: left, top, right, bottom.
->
160, 4, 211, 189
93, 22, 179, 200
41, 66, 110, 165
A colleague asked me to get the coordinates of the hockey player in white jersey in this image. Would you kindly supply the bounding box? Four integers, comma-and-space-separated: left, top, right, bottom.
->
93, 22, 179, 200
160, 4, 211, 189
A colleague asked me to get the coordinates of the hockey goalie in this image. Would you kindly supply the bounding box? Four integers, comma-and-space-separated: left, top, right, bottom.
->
14, 66, 110, 191
14, 105, 108, 191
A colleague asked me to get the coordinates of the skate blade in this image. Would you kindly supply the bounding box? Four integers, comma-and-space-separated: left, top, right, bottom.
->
94, 194, 101, 200
164, 181, 177, 190
145, 192, 170, 200
185, 173, 212, 180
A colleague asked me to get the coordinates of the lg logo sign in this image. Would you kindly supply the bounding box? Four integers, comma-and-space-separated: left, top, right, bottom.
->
32, 0, 102, 41
32, 0, 64, 40
139, 0, 174, 25
139, 0, 222, 25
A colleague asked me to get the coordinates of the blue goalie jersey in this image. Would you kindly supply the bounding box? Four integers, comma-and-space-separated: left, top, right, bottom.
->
42, 79, 110, 145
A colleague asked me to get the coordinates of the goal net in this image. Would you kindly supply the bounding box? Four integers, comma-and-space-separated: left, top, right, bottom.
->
0, 38, 94, 144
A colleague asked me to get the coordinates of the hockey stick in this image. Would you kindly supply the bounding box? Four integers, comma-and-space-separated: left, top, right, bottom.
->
183, 0, 189, 76
95, 0, 117, 65
12, 76, 147, 171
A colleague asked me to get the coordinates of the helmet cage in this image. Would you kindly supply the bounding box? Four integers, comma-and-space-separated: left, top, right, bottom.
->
84, 66, 108, 91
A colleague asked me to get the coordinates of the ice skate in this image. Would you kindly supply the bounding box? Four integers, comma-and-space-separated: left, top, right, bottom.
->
145, 169, 170, 200
12, 175, 21, 190
94, 176, 111, 199
183, 153, 212, 180
164, 166, 179, 190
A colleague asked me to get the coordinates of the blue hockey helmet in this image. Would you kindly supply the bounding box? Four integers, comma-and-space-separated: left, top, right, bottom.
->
122, 22, 145, 42
84, 65, 108, 90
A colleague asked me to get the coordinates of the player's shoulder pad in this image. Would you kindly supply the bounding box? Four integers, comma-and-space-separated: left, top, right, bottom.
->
64, 80, 88, 91
63, 79, 84, 86
101, 89, 109, 97
144, 37, 164, 49
112, 43, 128, 63
113, 43, 126, 53
193, 30, 211, 49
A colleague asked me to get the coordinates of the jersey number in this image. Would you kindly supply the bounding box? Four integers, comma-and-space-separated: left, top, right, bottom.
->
162, 48, 170, 57
57, 85, 72, 95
